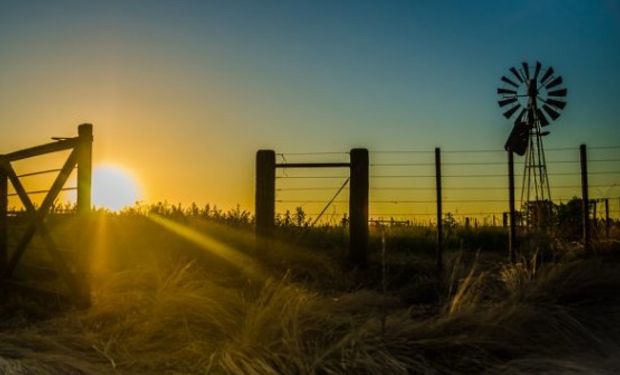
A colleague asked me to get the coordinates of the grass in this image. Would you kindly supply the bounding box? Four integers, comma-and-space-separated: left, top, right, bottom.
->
1, 213, 620, 374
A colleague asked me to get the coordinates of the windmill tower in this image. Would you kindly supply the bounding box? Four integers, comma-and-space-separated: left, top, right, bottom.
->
498, 62, 568, 227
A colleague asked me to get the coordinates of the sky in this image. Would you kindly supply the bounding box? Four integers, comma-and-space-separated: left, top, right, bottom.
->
1, 0, 619, 218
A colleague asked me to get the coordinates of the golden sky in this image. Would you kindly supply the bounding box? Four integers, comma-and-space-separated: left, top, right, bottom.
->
2, 1, 619, 220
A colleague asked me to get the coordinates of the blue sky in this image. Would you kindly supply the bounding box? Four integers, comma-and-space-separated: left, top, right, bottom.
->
1, 0, 619, 210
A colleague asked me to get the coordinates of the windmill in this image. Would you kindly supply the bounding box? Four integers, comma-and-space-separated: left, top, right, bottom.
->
497, 61, 567, 226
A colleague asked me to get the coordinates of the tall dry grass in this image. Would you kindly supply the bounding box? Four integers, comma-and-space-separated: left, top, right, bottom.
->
1, 216, 620, 374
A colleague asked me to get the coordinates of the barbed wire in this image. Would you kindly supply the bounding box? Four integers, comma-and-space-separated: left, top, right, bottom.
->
370, 159, 620, 167
277, 196, 620, 205
277, 184, 618, 192
277, 145, 620, 156
283, 210, 620, 217
369, 212, 503, 216
276, 172, 620, 179
275, 146, 620, 223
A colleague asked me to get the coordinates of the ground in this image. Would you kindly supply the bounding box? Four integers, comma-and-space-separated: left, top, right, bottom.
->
1, 214, 620, 374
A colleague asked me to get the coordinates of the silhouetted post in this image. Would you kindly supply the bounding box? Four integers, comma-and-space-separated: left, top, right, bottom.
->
502, 212, 508, 228
255, 150, 276, 247
508, 151, 517, 263
605, 198, 610, 238
77, 124, 93, 215
349, 148, 368, 268
0, 163, 7, 272
580, 144, 591, 254
435, 147, 443, 270
76, 123, 93, 307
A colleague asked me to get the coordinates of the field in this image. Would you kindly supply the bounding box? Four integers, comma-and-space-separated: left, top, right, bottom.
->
1, 208, 620, 374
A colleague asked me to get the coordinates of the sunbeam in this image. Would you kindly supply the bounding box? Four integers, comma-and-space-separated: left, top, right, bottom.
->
146, 213, 264, 279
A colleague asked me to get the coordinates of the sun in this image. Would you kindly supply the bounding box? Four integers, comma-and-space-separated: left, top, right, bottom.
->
92, 165, 141, 211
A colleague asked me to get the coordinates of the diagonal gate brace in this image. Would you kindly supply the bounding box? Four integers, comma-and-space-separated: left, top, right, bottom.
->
0, 150, 82, 297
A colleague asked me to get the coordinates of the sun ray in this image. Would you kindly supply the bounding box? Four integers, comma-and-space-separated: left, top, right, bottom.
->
146, 213, 264, 279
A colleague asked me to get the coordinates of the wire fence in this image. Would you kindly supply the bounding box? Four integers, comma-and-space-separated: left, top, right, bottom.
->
275, 145, 620, 226
5, 145, 620, 226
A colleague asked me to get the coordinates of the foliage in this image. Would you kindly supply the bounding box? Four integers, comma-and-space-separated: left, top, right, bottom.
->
553, 197, 583, 240
1, 209, 620, 374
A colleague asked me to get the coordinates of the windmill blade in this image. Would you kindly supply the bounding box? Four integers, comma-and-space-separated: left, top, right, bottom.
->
540, 66, 554, 84
528, 107, 535, 125
510, 67, 523, 83
501, 76, 519, 88
543, 104, 561, 120
503, 104, 521, 119
536, 108, 550, 126
498, 97, 518, 107
545, 98, 566, 110
545, 76, 563, 89
497, 88, 517, 95
533, 61, 542, 82
521, 62, 530, 80
515, 108, 527, 124
548, 88, 567, 97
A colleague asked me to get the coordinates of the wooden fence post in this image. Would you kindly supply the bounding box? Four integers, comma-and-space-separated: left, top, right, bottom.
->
77, 123, 93, 307
0, 162, 7, 273
605, 198, 610, 238
349, 148, 368, 268
508, 151, 517, 263
255, 150, 276, 248
435, 147, 443, 270
580, 144, 591, 254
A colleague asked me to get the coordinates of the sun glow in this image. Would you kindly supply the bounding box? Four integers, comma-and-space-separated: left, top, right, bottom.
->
93, 165, 141, 211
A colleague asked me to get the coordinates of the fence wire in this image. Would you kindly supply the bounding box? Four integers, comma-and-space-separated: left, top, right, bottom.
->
275, 145, 620, 226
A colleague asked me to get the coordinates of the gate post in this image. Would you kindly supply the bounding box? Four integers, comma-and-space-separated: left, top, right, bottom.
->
580, 144, 591, 254
256, 150, 276, 248
349, 148, 368, 268
77, 124, 93, 215
77, 123, 93, 307
0, 161, 7, 273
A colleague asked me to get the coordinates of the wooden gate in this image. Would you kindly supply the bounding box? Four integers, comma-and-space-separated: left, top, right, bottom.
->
0, 124, 93, 307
